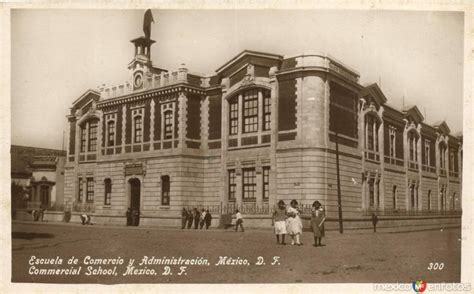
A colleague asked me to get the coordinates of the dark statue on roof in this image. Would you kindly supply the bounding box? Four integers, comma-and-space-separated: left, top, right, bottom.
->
143, 9, 154, 39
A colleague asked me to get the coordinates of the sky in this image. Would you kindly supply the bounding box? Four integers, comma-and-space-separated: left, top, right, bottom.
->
11, 9, 464, 149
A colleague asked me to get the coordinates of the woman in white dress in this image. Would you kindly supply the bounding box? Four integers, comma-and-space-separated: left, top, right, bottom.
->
286, 199, 303, 245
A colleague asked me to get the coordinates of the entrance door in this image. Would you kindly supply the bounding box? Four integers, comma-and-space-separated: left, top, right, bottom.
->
129, 178, 141, 226
40, 185, 49, 207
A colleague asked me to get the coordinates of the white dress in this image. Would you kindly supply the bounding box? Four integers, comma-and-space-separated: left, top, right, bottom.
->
286, 206, 303, 235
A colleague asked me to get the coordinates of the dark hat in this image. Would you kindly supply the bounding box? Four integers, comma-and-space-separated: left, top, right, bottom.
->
312, 200, 322, 208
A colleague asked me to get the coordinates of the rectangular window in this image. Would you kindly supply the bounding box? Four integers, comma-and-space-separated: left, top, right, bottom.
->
88, 121, 98, 152
424, 140, 431, 166
392, 185, 397, 209
161, 175, 170, 206
242, 168, 256, 200
368, 178, 375, 207
243, 90, 258, 133
86, 178, 94, 203
376, 180, 380, 207
134, 116, 143, 143
389, 126, 396, 158
78, 178, 83, 202
263, 167, 270, 201
263, 90, 271, 131
104, 179, 112, 205
107, 121, 115, 146
164, 111, 173, 140
228, 169, 236, 201
229, 99, 238, 135
80, 127, 86, 152
427, 190, 431, 211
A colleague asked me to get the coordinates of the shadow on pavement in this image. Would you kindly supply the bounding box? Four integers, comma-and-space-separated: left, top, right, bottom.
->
12, 232, 55, 240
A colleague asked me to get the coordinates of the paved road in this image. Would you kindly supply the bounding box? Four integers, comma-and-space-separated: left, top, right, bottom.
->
11, 222, 461, 283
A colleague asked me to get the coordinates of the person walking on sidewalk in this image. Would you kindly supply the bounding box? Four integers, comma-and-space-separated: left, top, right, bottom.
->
235, 209, 244, 232
311, 201, 326, 247
181, 208, 188, 229
372, 212, 378, 233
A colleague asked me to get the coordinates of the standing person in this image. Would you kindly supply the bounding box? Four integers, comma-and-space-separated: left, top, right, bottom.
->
181, 208, 188, 229
311, 201, 326, 247
199, 209, 206, 229
235, 209, 244, 232
272, 200, 287, 245
187, 208, 194, 229
126, 208, 132, 226
193, 208, 200, 230
372, 212, 378, 233
286, 199, 303, 245
204, 210, 212, 229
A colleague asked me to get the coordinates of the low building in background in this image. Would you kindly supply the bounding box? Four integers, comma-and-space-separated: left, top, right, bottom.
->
10, 145, 66, 219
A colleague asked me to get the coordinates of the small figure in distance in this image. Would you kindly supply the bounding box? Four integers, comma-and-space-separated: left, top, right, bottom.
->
372, 212, 378, 233
286, 199, 303, 245
235, 209, 244, 232
311, 201, 326, 247
272, 200, 287, 245
204, 209, 212, 229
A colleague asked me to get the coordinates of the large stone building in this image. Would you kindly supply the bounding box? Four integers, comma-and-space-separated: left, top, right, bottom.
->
63, 32, 462, 228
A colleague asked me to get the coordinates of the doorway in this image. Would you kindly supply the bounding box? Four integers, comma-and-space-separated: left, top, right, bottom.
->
129, 178, 141, 226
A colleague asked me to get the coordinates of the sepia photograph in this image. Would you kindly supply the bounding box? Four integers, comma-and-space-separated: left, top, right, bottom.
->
3, 3, 473, 292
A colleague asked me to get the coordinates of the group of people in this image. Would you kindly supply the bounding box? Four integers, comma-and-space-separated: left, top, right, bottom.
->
272, 199, 326, 247
181, 208, 213, 230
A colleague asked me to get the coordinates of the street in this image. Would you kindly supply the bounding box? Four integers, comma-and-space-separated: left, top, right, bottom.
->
11, 222, 461, 283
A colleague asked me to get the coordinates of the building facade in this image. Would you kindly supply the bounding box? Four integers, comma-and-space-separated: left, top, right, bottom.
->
63, 34, 462, 227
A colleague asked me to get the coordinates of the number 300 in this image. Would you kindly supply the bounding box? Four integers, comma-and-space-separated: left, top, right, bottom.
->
427, 262, 444, 270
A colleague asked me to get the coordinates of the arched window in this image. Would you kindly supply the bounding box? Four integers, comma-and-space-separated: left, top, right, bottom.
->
408, 131, 419, 169
365, 114, 379, 152
161, 175, 170, 205
104, 178, 112, 205
164, 111, 173, 140
107, 121, 115, 146
134, 116, 143, 143
439, 142, 447, 171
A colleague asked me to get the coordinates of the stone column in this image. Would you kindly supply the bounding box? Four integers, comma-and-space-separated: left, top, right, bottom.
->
255, 166, 263, 206
150, 99, 155, 150
237, 93, 243, 135
235, 167, 243, 207
269, 67, 278, 207
257, 90, 263, 139
201, 96, 209, 151
121, 105, 127, 153
178, 92, 187, 149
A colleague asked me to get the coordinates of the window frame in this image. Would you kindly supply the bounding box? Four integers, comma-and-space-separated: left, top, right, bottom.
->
164, 110, 173, 140
262, 166, 270, 201
161, 175, 170, 206
107, 120, 115, 146
229, 97, 239, 135
88, 121, 98, 152
228, 169, 236, 201
242, 90, 259, 134
104, 178, 112, 205
78, 178, 83, 202
242, 168, 256, 201
263, 90, 271, 131
134, 115, 143, 143
86, 177, 94, 203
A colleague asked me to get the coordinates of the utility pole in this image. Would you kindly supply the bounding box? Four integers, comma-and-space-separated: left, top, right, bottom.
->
335, 131, 344, 233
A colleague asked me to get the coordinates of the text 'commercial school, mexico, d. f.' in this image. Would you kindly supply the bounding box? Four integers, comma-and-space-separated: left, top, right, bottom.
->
53, 15, 462, 229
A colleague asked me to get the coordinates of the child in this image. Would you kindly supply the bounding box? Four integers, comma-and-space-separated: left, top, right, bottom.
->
273, 200, 287, 245
235, 209, 244, 232
286, 199, 303, 245
311, 201, 326, 247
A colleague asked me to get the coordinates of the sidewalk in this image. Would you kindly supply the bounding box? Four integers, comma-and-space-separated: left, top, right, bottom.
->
12, 219, 460, 235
